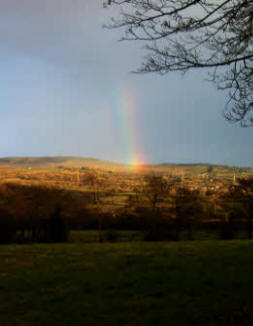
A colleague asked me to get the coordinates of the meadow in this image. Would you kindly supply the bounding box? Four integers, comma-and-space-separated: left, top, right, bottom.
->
1, 235, 253, 326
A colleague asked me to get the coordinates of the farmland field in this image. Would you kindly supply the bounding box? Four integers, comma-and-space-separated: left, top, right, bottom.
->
0, 157, 253, 221
1, 236, 253, 326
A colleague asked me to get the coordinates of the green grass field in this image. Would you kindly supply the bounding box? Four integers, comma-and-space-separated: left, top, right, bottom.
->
1, 236, 253, 326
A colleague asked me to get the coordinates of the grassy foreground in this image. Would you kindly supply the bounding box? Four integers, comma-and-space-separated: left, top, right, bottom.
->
1, 238, 253, 326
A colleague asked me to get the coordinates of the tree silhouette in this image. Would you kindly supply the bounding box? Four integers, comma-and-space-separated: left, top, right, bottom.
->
143, 174, 172, 212
172, 186, 202, 240
105, 0, 253, 126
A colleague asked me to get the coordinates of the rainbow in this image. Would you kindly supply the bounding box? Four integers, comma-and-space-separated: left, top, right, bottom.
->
110, 87, 145, 169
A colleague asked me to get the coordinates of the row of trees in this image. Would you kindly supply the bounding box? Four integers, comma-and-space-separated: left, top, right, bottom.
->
0, 206, 68, 244
78, 173, 253, 241
0, 175, 253, 243
0, 184, 74, 244
127, 174, 253, 241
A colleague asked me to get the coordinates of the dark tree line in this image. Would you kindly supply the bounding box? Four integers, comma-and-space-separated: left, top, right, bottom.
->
0, 184, 70, 244
0, 206, 68, 244
1, 176, 253, 243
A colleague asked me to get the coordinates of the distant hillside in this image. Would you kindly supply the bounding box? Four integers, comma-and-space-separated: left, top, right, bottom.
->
157, 163, 230, 174
0, 157, 250, 172
0, 157, 124, 169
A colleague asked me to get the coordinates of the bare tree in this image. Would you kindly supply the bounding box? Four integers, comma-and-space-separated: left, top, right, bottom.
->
143, 174, 172, 211
105, 0, 253, 126
172, 186, 202, 240
81, 170, 108, 241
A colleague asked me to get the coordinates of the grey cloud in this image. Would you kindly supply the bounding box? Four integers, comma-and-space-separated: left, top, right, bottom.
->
0, 0, 119, 67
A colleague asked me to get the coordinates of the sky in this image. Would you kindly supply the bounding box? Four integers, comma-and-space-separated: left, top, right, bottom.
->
0, 0, 252, 167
